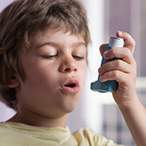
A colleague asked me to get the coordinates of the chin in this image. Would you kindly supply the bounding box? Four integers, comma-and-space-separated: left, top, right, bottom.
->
61, 100, 79, 114
65, 104, 77, 113
58, 92, 82, 115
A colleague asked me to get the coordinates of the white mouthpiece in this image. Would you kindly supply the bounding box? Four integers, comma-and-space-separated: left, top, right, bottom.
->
109, 37, 124, 48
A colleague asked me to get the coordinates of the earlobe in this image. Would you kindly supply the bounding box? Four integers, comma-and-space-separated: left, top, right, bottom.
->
7, 77, 20, 88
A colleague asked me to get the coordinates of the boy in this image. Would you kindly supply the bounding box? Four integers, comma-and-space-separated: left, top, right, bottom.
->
0, 0, 145, 146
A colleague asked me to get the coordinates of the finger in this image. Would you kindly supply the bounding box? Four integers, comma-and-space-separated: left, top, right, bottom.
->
116, 31, 136, 54
99, 70, 130, 84
98, 59, 133, 75
99, 44, 105, 56
103, 47, 135, 64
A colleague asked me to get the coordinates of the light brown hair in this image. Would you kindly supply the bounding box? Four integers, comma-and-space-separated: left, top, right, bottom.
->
0, 0, 90, 110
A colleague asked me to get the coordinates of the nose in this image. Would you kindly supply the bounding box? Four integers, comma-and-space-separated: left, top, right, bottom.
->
59, 56, 77, 73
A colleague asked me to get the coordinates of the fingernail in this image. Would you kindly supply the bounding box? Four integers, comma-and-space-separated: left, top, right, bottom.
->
118, 31, 123, 36
103, 51, 108, 58
98, 67, 102, 74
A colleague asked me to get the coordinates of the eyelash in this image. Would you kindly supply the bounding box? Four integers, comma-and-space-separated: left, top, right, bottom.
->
41, 55, 84, 60
73, 55, 84, 60
41, 55, 57, 59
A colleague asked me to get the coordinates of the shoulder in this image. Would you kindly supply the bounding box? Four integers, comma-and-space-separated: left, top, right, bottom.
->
0, 122, 13, 135
0, 122, 17, 134
72, 128, 124, 146
0, 122, 14, 146
0, 122, 24, 146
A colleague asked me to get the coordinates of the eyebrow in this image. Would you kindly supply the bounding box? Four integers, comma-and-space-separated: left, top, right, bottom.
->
35, 41, 87, 50
35, 42, 59, 49
72, 42, 87, 48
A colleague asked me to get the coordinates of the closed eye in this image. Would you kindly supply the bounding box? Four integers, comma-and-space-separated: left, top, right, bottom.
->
73, 55, 84, 60
41, 55, 57, 59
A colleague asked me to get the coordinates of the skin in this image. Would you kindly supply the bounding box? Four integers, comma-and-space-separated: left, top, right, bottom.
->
8, 29, 87, 127
99, 31, 146, 146
7, 30, 146, 145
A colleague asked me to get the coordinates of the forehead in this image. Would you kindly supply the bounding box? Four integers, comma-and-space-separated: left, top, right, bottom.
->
29, 28, 86, 49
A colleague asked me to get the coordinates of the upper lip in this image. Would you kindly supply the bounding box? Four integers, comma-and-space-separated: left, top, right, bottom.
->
62, 78, 79, 88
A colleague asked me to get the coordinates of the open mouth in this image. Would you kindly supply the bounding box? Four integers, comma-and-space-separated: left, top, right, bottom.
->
62, 78, 80, 93
64, 83, 76, 88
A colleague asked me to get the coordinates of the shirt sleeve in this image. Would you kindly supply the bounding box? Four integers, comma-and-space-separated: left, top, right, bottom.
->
73, 128, 124, 146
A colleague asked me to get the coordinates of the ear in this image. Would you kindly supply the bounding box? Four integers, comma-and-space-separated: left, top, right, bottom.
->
7, 76, 20, 88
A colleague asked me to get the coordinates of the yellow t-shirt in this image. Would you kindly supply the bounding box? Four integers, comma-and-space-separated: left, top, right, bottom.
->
0, 122, 123, 146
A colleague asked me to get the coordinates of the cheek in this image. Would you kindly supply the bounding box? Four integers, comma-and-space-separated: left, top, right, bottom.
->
33, 70, 56, 88
24, 64, 57, 91
79, 65, 87, 86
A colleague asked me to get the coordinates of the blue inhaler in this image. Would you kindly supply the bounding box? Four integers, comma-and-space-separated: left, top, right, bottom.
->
91, 36, 124, 93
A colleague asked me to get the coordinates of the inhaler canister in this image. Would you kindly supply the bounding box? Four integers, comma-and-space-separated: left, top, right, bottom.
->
91, 36, 124, 93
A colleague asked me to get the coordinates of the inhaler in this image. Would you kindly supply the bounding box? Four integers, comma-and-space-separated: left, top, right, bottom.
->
91, 36, 124, 93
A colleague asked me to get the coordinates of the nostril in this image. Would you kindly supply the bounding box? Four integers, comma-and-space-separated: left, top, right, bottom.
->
74, 68, 77, 72
65, 68, 71, 72
64, 67, 77, 72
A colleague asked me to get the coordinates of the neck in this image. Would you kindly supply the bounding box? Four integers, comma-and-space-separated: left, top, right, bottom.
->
7, 109, 68, 128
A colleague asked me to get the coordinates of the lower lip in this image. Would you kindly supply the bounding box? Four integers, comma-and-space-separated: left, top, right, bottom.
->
61, 86, 80, 93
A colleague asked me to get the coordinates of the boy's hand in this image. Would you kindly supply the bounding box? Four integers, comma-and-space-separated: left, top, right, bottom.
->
98, 31, 137, 108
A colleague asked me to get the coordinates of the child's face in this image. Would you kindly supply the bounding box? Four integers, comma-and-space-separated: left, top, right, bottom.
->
16, 29, 87, 119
